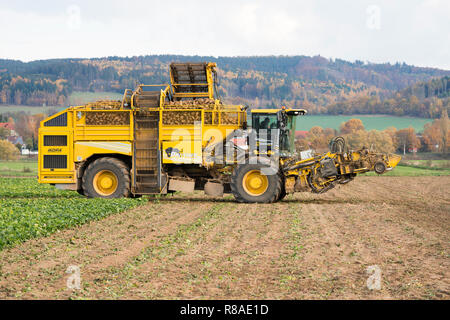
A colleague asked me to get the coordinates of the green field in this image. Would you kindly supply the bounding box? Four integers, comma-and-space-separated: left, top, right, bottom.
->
401, 159, 450, 169
0, 160, 38, 177
364, 163, 450, 177
0, 157, 448, 250
68, 91, 122, 105
0, 178, 144, 250
296, 115, 432, 132
0, 105, 63, 114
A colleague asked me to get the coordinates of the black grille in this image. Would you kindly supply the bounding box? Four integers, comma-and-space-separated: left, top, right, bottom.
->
43, 155, 67, 169
44, 113, 67, 127
44, 135, 67, 146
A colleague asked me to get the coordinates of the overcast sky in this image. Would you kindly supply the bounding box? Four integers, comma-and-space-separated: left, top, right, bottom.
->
0, 0, 449, 69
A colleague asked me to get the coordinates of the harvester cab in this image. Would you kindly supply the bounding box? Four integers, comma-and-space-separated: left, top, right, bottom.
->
250, 108, 306, 157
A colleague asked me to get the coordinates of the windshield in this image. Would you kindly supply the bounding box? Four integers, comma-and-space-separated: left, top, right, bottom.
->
283, 114, 297, 154
252, 114, 278, 130
251, 112, 297, 156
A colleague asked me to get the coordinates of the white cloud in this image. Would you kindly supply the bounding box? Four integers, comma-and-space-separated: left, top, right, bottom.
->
0, 0, 448, 69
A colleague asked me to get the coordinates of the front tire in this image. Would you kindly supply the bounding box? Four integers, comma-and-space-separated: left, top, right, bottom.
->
231, 164, 281, 203
82, 157, 130, 198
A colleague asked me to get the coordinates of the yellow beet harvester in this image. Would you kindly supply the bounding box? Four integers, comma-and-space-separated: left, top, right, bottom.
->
38, 62, 401, 202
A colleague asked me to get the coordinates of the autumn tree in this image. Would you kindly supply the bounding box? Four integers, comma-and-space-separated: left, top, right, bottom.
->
396, 128, 420, 154
0, 140, 20, 160
302, 126, 337, 151
422, 110, 450, 153
422, 121, 441, 152
440, 109, 449, 153
366, 130, 395, 153
344, 130, 369, 150
343, 129, 395, 153
0, 127, 10, 139
340, 119, 365, 134
383, 127, 398, 150
15, 113, 46, 149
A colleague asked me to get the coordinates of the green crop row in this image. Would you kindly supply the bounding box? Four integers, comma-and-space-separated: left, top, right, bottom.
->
362, 164, 450, 177
0, 178, 144, 250
0, 177, 76, 198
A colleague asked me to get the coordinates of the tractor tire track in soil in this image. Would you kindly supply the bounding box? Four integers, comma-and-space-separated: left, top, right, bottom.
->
0, 176, 448, 299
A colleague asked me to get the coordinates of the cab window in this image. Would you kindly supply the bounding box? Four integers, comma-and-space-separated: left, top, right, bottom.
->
252, 114, 278, 130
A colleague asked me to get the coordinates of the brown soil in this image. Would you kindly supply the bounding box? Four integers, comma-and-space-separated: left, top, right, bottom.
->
0, 176, 448, 299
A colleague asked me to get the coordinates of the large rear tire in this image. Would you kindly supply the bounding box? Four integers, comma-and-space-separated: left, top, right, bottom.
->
276, 173, 286, 201
82, 157, 130, 198
231, 164, 281, 203
277, 186, 287, 201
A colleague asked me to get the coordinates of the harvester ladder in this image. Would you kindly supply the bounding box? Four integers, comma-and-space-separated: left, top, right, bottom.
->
133, 111, 160, 194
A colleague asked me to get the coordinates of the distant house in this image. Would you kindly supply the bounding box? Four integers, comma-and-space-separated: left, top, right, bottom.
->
7, 135, 24, 146
0, 122, 18, 136
21, 148, 38, 156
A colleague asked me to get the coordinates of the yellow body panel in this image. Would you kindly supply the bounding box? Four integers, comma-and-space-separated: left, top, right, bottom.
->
158, 104, 245, 164
38, 110, 75, 184
74, 141, 132, 162
38, 101, 246, 186
38, 108, 135, 185
73, 108, 133, 141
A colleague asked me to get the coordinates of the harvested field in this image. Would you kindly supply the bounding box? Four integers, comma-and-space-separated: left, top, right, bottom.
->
0, 176, 448, 299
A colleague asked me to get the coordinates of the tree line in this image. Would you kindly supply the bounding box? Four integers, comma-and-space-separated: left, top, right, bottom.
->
326, 77, 449, 118
1, 56, 449, 118
296, 110, 449, 155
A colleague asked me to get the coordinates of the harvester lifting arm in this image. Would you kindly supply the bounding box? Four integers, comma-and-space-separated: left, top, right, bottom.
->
281, 137, 401, 195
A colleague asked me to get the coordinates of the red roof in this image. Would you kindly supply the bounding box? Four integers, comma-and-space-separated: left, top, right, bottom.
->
0, 122, 15, 130
295, 130, 308, 139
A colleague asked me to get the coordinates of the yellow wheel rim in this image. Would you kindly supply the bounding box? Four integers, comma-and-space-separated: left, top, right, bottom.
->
93, 170, 118, 196
242, 170, 269, 196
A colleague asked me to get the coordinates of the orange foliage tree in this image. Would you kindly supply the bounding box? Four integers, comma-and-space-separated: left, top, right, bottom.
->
396, 128, 421, 154
15, 113, 46, 149
339, 119, 365, 134
422, 109, 450, 153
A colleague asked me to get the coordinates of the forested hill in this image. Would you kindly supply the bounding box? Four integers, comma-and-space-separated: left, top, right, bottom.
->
0, 55, 449, 117
327, 76, 449, 118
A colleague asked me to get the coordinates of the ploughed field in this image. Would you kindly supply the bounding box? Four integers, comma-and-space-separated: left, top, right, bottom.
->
0, 176, 448, 299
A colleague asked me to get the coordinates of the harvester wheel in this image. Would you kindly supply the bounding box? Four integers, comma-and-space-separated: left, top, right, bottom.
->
231, 164, 281, 203
374, 161, 387, 174
76, 187, 85, 196
277, 187, 287, 201
276, 173, 287, 201
82, 157, 130, 198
